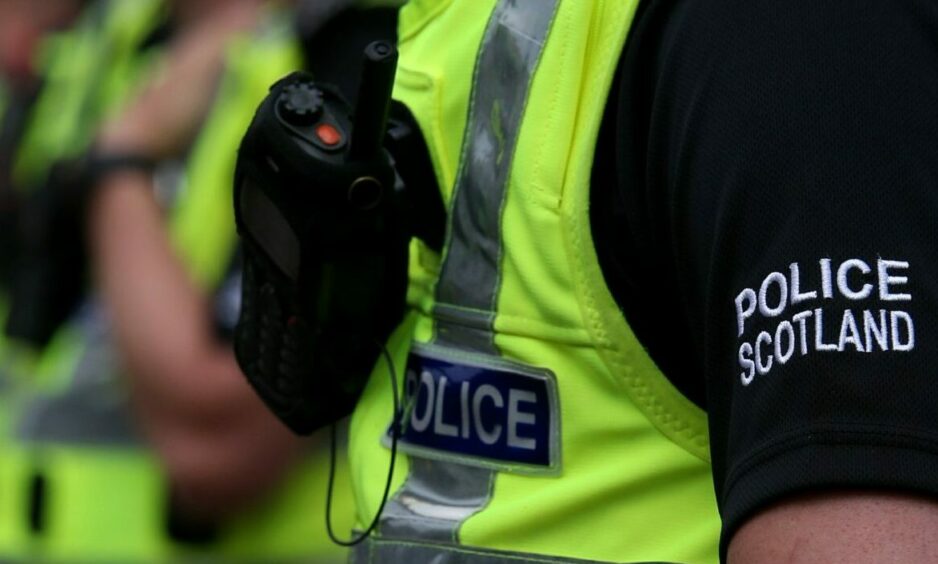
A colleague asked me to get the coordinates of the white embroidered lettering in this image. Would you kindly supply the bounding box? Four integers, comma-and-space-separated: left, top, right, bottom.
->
736, 288, 757, 336
814, 308, 838, 351
891, 311, 915, 351
775, 321, 796, 364
734, 258, 915, 387
864, 309, 889, 352
878, 259, 912, 301
837, 309, 865, 352
790, 263, 818, 305
739, 342, 755, 385
837, 259, 873, 300
755, 331, 774, 375
820, 258, 834, 299
792, 310, 813, 355
759, 272, 788, 317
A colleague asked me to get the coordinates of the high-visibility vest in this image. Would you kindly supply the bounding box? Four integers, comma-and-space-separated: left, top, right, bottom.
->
0, 8, 355, 563
0, 1, 166, 558
13, 0, 167, 191
347, 1, 722, 563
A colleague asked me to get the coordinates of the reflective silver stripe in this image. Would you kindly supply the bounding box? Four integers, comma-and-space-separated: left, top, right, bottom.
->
378, 458, 494, 541
433, 0, 559, 351
377, 0, 561, 551
353, 536, 662, 564
16, 304, 139, 446
434, 303, 499, 354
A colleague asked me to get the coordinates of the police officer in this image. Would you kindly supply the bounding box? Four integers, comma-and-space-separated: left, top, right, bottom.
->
0, 0, 87, 381
2, 0, 355, 561
247, 0, 938, 562
0, 2, 86, 554
85, 0, 323, 533
0, 2, 168, 558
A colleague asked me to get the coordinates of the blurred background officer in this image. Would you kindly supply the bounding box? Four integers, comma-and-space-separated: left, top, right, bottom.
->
0, 0, 365, 561
0, 0, 87, 378
0, 0, 84, 88
0, 1, 87, 549
0, 1, 145, 557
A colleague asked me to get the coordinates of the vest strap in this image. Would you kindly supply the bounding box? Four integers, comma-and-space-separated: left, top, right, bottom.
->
379, 0, 561, 545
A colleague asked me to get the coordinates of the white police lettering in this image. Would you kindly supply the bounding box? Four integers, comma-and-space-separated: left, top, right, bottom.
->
473, 384, 503, 445
734, 258, 916, 386
407, 371, 540, 451
507, 390, 537, 450
460, 382, 471, 439
434, 377, 459, 437
392, 347, 560, 472
411, 370, 435, 432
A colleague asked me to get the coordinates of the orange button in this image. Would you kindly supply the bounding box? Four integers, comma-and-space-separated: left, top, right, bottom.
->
315, 123, 343, 146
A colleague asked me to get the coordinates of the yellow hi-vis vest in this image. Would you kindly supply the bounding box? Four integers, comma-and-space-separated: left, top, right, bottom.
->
0, 0, 165, 424
13, 0, 167, 191
348, 1, 722, 563
0, 1, 166, 559
0, 12, 355, 563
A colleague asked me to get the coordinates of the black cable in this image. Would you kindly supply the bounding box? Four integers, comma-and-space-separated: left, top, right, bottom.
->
325, 342, 401, 546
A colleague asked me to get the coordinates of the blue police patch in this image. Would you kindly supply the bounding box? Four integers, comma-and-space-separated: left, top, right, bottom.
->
386, 344, 560, 474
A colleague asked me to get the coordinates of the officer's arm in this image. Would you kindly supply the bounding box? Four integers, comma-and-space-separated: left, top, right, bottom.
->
86, 0, 306, 522
87, 171, 304, 520
96, 0, 259, 159
611, 0, 938, 560
728, 491, 938, 562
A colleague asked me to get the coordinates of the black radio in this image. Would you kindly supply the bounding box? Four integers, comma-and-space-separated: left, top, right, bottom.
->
233, 41, 443, 435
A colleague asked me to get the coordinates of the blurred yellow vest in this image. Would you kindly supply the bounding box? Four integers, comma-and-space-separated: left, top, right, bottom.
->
0, 5, 354, 562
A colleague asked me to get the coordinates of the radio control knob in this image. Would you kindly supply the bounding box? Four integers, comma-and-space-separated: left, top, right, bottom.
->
278, 83, 323, 126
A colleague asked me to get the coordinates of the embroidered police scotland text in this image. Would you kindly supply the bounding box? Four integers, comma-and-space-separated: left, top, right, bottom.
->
734, 258, 914, 386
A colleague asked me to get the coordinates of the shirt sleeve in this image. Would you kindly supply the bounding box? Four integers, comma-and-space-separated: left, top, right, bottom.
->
599, 0, 938, 556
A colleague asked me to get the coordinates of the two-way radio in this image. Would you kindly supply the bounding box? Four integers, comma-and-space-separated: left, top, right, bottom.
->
232, 40, 443, 434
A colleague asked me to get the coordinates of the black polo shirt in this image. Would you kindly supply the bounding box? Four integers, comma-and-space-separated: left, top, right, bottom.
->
592, 0, 938, 557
